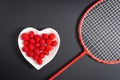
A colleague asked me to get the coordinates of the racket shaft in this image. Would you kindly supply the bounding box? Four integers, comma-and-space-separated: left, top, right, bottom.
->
49, 51, 86, 80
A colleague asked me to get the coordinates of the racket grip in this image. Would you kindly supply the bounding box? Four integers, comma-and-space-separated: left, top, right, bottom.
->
49, 51, 86, 80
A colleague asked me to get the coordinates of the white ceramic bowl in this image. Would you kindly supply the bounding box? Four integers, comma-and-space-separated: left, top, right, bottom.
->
18, 27, 60, 70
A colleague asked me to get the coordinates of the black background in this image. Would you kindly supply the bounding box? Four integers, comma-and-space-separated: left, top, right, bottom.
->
0, 0, 120, 80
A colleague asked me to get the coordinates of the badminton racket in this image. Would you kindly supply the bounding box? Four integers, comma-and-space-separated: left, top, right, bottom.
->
50, 0, 120, 79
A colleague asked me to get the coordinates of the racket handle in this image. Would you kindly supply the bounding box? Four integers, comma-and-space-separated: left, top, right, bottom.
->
49, 51, 86, 80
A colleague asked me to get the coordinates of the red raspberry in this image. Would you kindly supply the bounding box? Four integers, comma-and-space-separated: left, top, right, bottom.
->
35, 43, 40, 48
49, 33, 55, 40
51, 41, 58, 46
29, 31, 34, 38
33, 55, 39, 60
29, 38, 35, 44
28, 44, 35, 51
23, 41, 29, 45
22, 46, 29, 52
39, 39, 45, 45
45, 45, 53, 51
35, 35, 41, 42
39, 45, 45, 51
46, 39, 52, 45
33, 49, 40, 55
37, 59, 43, 65
27, 51, 33, 57
39, 53, 45, 58
44, 51, 49, 55
42, 34, 49, 39
21, 33, 29, 40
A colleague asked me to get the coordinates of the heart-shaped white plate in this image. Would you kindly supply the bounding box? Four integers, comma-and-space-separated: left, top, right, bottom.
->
18, 27, 60, 70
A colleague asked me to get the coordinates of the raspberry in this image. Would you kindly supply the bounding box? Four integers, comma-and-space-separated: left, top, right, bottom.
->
33, 49, 40, 55
39, 53, 45, 58
23, 41, 29, 45
29, 31, 34, 38
45, 45, 53, 51
35, 35, 41, 42
27, 51, 33, 57
39, 45, 45, 51
21, 32, 57, 64
42, 34, 49, 39
29, 38, 35, 44
49, 33, 55, 40
39, 39, 45, 45
44, 51, 49, 55
33, 55, 39, 60
35, 43, 40, 48
28, 44, 35, 51
51, 41, 58, 46
46, 39, 52, 45
22, 46, 29, 52
37, 59, 43, 65
21, 33, 29, 40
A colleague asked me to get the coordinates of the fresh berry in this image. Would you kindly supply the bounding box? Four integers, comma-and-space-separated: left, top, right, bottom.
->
29, 31, 34, 38
21, 32, 58, 65
35, 35, 41, 42
44, 51, 49, 55
40, 39, 45, 45
46, 39, 52, 45
33, 55, 39, 60
35, 43, 40, 48
33, 49, 40, 55
39, 45, 45, 51
29, 38, 35, 44
49, 33, 55, 40
27, 51, 33, 57
51, 41, 58, 46
21, 33, 29, 40
37, 59, 43, 64
28, 44, 35, 50
22, 46, 29, 52
45, 45, 53, 51
23, 41, 29, 45
42, 34, 49, 39
39, 53, 45, 58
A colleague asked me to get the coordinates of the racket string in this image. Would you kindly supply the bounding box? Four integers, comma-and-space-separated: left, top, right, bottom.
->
81, 0, 120, 62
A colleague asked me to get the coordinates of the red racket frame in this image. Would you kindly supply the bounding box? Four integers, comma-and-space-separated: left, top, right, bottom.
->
49, 0, 120, 80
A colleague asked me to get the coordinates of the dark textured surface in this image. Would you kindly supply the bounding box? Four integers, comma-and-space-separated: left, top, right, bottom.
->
0, 0, 120, 80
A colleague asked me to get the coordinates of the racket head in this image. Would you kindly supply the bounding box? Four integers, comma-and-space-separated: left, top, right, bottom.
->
78, 0, 120, 64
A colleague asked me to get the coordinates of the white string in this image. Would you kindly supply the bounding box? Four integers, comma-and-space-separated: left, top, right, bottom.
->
81, 0, 120, 62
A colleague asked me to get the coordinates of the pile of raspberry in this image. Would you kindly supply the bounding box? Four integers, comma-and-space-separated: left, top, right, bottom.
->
21, 31, 57, 65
